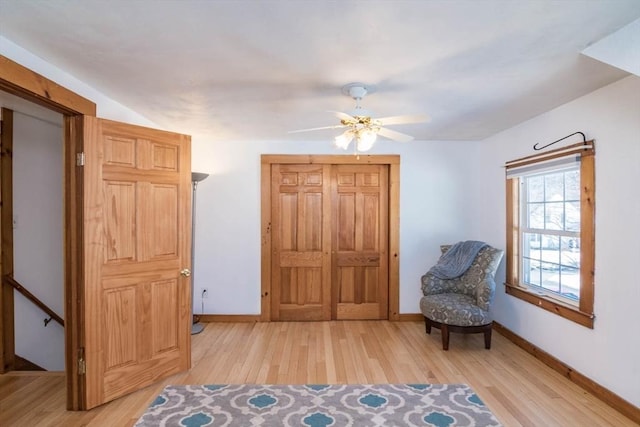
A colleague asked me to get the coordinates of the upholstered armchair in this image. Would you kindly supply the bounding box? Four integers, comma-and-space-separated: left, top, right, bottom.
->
420, 243, 504, 350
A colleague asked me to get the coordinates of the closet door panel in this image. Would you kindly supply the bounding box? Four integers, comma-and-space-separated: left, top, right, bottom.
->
271, 164, 331, 320
332, 165, 389, 320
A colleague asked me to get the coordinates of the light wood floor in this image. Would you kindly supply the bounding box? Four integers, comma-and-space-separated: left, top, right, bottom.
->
0, 321, 636, 426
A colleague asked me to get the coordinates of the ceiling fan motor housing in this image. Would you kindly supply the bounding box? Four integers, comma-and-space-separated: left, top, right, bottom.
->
342, 83, 376, 117
342, 82, 376, 100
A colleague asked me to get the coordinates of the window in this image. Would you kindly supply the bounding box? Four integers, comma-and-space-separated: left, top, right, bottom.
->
505, 141, 595, 328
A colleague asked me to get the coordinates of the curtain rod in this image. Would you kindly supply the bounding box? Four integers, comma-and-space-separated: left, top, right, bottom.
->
533, 131, 586, 151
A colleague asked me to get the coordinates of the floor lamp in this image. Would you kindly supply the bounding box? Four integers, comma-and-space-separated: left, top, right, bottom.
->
191, 172, 209, 335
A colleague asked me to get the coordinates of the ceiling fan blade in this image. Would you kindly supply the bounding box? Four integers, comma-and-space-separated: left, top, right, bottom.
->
329, 111, 358, 123
376, 126, 414, 143
375, 114, 430, 126
288, 124, 349, 134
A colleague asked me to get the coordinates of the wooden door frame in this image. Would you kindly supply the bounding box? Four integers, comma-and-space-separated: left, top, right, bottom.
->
0, 55, 96, 410
260, 154, 401, 321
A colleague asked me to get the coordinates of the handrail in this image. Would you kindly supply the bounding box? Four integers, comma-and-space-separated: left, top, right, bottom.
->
3, 275, 64, 327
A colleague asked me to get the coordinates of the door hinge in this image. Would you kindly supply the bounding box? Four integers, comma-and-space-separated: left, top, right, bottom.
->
76, 152, 85, 166
77, 347, 86, 375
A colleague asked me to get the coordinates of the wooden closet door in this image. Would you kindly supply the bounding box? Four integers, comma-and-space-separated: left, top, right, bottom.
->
271, 164, 332, 320
332, 164, 389, 320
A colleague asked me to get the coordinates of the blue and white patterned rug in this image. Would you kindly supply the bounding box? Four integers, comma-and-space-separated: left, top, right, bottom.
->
134, 383, 502, 426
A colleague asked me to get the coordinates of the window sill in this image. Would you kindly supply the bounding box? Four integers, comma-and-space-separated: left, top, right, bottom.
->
505, 283, 594, 329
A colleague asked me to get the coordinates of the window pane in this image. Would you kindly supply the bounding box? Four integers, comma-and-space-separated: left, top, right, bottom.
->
544, 173, 563, 201
545, 202, 563, 230
522, 234, 580, 304
524, 232, 541, 254
561, 238, 580, 267
527, 175, 544, 202
540, 262, 560, 293
527, 203, 544, 229
540, 235, 560, 251
560, 267, 580, 300
523, 257, 541, 286
564, 170, 580, 201
565, 201, 580, 232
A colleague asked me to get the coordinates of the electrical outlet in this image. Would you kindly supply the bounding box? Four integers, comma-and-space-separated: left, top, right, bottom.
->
201, 288, 208, 299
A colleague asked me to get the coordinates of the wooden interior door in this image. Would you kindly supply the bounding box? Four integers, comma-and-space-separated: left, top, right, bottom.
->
332, 165, 389, 320
81, 117, 191, 409
271, 164, 332, 320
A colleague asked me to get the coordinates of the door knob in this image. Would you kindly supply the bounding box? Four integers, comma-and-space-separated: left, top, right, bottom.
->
180, 268, 191, 277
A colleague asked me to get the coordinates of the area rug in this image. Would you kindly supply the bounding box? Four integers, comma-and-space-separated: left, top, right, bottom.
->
134, 383, 502, 427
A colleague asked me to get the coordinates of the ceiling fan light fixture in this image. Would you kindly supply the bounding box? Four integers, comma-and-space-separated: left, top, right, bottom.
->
334, 130, 354, 149
289, 82, 427, 151
356, 129, 377, 152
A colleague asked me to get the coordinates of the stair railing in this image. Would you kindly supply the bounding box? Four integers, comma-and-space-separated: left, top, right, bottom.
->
3, 275, 64, 327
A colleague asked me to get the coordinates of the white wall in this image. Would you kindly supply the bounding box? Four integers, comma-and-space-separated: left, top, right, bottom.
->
471, 75, 640, 407
12, 112, 65, 371
191, 138, 479, 315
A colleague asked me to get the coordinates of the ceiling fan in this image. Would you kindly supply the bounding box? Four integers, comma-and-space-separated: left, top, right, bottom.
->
290, 82, 429, 152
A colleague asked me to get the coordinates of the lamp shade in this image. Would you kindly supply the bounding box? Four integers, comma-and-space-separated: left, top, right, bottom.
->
192, 172, 209, 183
334, 130, 354, 150
356, 129, 377, 151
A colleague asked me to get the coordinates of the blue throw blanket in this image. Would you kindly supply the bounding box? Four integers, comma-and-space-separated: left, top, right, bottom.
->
428, 240, 487, 279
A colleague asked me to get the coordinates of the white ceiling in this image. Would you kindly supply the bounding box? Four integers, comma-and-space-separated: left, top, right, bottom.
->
1, 0, 639, 142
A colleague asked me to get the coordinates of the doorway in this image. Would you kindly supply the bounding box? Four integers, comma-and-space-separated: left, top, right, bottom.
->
260, 154, 401, 322
0, 56, 96, 408
5, 107, 65, 371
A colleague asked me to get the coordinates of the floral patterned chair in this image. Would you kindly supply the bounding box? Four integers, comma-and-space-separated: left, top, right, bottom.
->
420, 244, 504, 350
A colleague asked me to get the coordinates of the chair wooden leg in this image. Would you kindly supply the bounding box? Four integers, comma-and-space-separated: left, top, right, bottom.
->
424, 317, 432, 334
484, 324, 492, 349
441, 323, 450, 351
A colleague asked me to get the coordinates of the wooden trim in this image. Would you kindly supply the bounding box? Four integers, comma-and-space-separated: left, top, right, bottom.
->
579, 153, 595, 314
493, 322, 640, 424
64, 115, 84, 410
387, 162, 401, 321
1, 370, 65, 377
397, 313, 423, 321
505, 144, 595, 327
261, 154, 401, 321
261, 154, 400, 165
505, 284, 594, 328
260, 161, 272, 322
505, 140, 594, 169
322, 165, 333, 321
505, 178, 519, 286
201, 313, 424, 323
199, 314, 261, 323
0, 56, 96, 116
0, 57, 93, 410
330, 165, 339, 320
202, 313, 424, 323
0, 108, 15, 373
